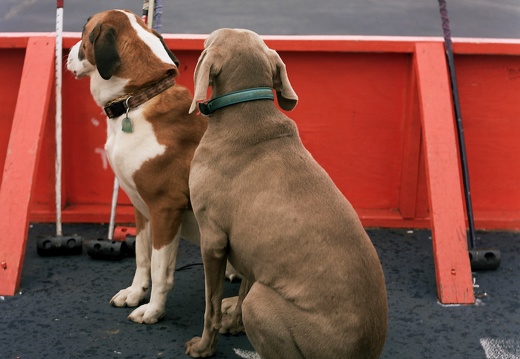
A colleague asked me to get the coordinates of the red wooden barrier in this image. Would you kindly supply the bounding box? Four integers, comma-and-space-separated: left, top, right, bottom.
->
415, 43, 474, 303
0, 37, 54, 295
1, 33, 520, 302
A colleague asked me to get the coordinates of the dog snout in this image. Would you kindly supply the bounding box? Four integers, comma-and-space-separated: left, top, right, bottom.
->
68, 41, 80, 58
67, 41, 91, 79
66, 42, 80, 70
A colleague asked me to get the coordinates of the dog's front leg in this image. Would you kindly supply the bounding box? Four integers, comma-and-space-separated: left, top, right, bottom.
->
185, 228, 228, 358
128, 208, 183, 324
110, 209, 151, 307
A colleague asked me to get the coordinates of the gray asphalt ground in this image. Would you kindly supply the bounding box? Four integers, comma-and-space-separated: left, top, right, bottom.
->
1, 224, 519, 359
1, 0, 520, 38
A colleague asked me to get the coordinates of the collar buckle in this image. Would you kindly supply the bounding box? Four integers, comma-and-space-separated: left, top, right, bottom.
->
104, 100, 127, 119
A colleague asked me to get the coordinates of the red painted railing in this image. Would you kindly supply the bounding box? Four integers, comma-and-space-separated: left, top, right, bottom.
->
1, 33, 520, 303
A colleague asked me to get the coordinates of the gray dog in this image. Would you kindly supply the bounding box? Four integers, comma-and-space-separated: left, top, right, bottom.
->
185, 28, 388, 359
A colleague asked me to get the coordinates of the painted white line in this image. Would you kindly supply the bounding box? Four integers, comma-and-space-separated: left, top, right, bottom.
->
481, 338, 520, 359
233, 348, 260, 359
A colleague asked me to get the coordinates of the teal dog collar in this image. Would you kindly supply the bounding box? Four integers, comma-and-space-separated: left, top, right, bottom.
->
198, 87, 274, 115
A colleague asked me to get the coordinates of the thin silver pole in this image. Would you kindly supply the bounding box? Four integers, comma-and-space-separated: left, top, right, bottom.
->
55, 0, 64, 236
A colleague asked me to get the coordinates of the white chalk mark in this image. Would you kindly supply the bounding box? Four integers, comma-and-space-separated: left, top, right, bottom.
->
481, 338, 520, 359
233, 348, 260, 359
94, 147, 108, 170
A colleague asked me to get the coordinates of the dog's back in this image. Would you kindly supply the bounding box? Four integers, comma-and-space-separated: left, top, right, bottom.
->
198, 103, 387, 357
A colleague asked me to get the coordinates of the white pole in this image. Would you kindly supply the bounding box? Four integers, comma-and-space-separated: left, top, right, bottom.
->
148, 0, 155, 28
55, 0, 64, 237
108, 177, 119, 241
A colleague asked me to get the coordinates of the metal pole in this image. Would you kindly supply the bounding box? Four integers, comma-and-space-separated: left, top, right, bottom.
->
437, 0, 476, 248
108, 178, 119, 241
55, 0, 64, 236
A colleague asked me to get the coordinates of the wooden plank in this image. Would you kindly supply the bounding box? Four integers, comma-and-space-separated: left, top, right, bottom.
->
414, 42, 474, 304
30, 204, 135, 224
0, 33, 514, 55
2, 34, 520, 230
414, 146, 430, 219
454, 55, 520, 224
399, 61, 422, 219
0, 50, 25, 183
0, 37, 54, 295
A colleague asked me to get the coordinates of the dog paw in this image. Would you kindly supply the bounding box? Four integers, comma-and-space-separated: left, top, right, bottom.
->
185, 337, 215, 358
127, 303, 164, 324
110, 286, 147, 308
220, 296, 245, 335
220, 313, 245, 335
221, 296, 238, 314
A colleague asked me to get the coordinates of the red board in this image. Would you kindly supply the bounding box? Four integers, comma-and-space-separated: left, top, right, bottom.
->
415, 43, 474, 304
0, 37, 54, 295
1, 34, 518, 229
2, 33, 520, 302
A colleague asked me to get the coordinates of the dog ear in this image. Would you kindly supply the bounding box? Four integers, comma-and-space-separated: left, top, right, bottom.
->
153, 30, 180, 68
269, 49, 298, 111
89, 23, 121, 80
190, 49, 212, 114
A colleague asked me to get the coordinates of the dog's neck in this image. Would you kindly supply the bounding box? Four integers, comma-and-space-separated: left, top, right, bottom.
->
104, 74, 175, 119
89, 70, 175, 107
90, 74, 129, 107
202, 97, 296, 150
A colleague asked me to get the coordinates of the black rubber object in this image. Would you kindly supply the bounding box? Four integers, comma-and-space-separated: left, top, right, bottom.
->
125, 235, 136, 257
84, 238, 128, 261
37, 235, 83, 256
469, 249, 501, 271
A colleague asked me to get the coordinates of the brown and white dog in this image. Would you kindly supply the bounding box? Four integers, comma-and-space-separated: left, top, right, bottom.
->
185, 28, 388, 358
66, 9, 207, 324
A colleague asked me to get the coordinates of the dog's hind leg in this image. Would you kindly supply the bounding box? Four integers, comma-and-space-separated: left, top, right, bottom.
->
243, 283, 366, 359
241, 282, 309, 359
110, 209, 152, 308
128, 208, 184, 324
